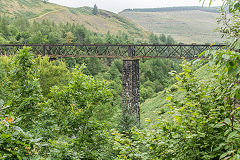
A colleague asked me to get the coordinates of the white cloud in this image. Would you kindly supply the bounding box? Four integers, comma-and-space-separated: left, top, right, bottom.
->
48, 0, 223, 13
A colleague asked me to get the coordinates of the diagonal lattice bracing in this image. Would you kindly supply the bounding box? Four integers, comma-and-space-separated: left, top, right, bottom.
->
0, 44, 226, 59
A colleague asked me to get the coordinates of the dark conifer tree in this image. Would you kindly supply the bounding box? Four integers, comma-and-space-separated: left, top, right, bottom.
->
93, 4, 98, 15
159, 34, 167, 43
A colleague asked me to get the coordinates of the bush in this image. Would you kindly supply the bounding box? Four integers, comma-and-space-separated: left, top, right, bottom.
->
0, 48, 116, 159
36, 56, 70, 96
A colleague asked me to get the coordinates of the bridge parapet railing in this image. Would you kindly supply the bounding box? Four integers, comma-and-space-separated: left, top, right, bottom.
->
0, 44, 226, 59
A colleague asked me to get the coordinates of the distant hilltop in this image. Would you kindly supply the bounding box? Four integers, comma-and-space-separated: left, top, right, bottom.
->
0, 0, 148, 38
120, 6, 220, 13
119, 6, 223, 43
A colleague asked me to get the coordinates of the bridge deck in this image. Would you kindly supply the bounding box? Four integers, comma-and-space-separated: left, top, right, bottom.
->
0, 44, 225, 59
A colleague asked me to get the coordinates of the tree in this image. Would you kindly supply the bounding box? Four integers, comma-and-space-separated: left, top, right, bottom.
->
0, 34, 7, 43
14, 16, 30, 31
93, 4, 99, 15
28, 31, 48, 44
7, 47, 43, 128
44, 64, 113, 159
66, 32, 73, 43
73, 25, 87, 43
0, 17, 9, 39
166, 35, 175, 44
42, 0, 48, 3
149, 33, 159, 44
159, 34, 167, 43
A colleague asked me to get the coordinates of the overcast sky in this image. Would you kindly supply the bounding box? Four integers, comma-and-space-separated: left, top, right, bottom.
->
48, 0, 223, 13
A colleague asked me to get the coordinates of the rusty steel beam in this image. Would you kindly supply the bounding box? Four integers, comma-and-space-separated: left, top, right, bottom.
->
0, 44, 226, 59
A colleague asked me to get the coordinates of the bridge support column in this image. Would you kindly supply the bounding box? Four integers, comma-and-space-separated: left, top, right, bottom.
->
122, 59, 140, 128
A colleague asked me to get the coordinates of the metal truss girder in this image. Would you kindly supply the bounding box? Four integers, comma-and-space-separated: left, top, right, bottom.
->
0, 44, 226, 59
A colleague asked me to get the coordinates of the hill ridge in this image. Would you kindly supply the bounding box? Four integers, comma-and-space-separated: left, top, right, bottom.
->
120, 7, 223, 43
0, 0, 148, 38
120, 6, 219, 13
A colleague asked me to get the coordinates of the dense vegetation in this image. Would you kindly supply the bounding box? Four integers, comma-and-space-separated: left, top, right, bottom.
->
0, 47, 115, 159
0, 15, 175, 44
0, 15, 133, 44
112, 1, 240, 159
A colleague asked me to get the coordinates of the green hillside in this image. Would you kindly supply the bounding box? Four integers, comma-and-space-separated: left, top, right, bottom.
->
141, 64, 214, 127
0, 0, 148, 38
120, 6, 223, 43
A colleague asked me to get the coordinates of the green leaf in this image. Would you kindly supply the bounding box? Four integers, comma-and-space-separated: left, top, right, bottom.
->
214, 122, 225, 128
224, 118, 231, 125
219, 152, 228, 160
234, 2, 240, 11
227, 131, 237, 140
213, 143, 225, 152
224, 129, 232, 136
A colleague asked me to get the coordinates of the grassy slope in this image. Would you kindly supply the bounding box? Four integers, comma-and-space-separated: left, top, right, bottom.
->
0, 0, 148, 38
140, 65, 214, 127
120, 8, 223, 43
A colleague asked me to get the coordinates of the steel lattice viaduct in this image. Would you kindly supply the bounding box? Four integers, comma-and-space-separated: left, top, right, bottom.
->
0, 44, 226, 127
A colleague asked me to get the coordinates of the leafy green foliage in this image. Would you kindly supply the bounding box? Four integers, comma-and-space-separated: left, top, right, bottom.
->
111, 2, 240, 159
7, 47, 42, 128
112, 51, 240, 159
0, 116, 39, 159
0, 48, 42, 159
38, 65, 114, 159
0, 56, 10, 102
36, 56, 70, 96
0, 48, 117, 159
